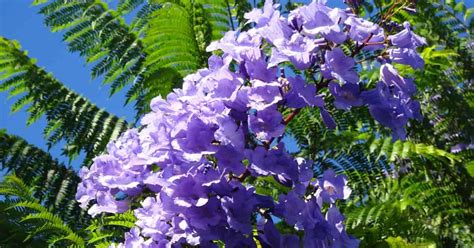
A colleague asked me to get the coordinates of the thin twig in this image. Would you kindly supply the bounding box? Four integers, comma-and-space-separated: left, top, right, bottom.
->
351, 33, 374, 57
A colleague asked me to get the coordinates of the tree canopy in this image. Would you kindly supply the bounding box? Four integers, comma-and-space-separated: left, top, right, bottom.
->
0, 0, 472, 247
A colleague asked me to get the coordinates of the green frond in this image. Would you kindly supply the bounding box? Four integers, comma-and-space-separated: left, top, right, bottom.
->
197, 0, 233, 37
103, 210, 137, 228
368, 137, 459, 164
33, 0, 154, 118
0, 174, 35, 201
10, 201, 48, 213
0, 176, 85, 246
0, 37, 129, 165
117, 0, 146, 15
144, 2, 205, 76
232, 0, 253, 30
344, 175, 472, 247
83, 211, 136, 246
0, 130, 89, 227
385, 236, 436, 248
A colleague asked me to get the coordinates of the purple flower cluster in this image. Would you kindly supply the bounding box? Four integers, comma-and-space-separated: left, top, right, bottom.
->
77, 0, 426, 247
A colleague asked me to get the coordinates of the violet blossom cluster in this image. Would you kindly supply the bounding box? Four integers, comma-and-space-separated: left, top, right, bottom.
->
76, 0, 426, 247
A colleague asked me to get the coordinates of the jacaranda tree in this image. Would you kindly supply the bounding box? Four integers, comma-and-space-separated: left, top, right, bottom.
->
0, 0, 472, 247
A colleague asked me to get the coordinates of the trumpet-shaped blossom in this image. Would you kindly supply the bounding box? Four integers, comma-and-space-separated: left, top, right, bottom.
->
362, 64, 422, 140
321, 48, 359, 83
388, 47, 425, 69
269, 33, 318, 70
290, 1, 348, 43
345, 16, 385, 50
314, 169, 352, 206
258, 219, 299, 248
249, 107, 285, 141
388, 21, 427, 49
285, 76, 324, 108
329, 82, 364, 110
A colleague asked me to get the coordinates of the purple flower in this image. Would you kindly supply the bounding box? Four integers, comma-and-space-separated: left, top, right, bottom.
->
321, 48, 359, 83
319, 106, 337, 129
388, 21, 427, 49
366, 99, 408, 139
285, 76, 324, 108
293, 157, 314, 196
87, 191, 129, 217
75, 1, 429, 245
325, 205, 360, 248
360, 64, 422, 140
248, 107, 285, 141
107, 129, 142, 162
215, 145, 246, 175
173, 115, 218, 159
244, 0, 278, 28
185, 197, 224, 231
297, 198, 326, 231
245, 0, 293, 44
258, 219, 299, 248
269, 33, 318, 70
75, 167, 97, 209
388, 47, 424, 69
314, 169, 351, 205
134, 195, 172, 241
345, 16, 385, 50
325, 205, 345, 236
380, 63, 417, 96
206, 31, 262, 62
329, 82, 363, 110
75, 153, 150, 215
362, 84, 420, 140
162, 174, 210, 208
275, 191, 307, 226
221, 185, 259, 234
246, 144, 299, 182
248, 80, 282, 110
290, 1, 347, 43
214, 117, 245, 150
451, 143, 474, 153
111, 227, 167, 248
242, 57, 279, 81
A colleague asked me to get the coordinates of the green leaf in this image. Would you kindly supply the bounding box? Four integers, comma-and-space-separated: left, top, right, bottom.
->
385, 236, 436, 248
465, 8, 474, 21
465, 160, 474, 177
454, 2, 466, 14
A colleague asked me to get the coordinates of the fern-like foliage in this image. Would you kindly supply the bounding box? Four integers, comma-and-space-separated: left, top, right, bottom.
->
31, 0, 157, 118
0, 175, 84, 247
85, 211, 137, 247
0, 129, 89, 228
0, 37, 129, 165
144, 0, 210, 76
343, 175, 472, 247
310, 144, 473, 247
